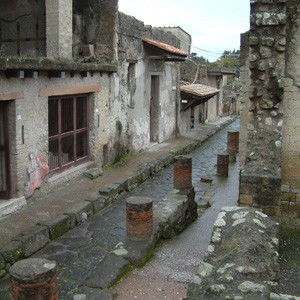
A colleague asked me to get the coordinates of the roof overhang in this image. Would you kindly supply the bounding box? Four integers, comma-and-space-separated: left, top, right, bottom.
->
180, 84, 220, 111
143, 38, 188, 62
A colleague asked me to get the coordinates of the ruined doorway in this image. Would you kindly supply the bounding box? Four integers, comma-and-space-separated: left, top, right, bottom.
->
0, 102, 10, 199
150, 75, 160, 142
48, 95, 89, 173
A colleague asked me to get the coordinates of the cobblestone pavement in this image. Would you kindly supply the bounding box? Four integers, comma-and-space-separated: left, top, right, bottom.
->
113, 120, 240, 299
0, 119, 240, 300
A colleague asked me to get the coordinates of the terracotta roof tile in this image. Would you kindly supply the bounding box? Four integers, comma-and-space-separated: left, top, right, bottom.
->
143, 38, 188, 57
180, 83, 219, 98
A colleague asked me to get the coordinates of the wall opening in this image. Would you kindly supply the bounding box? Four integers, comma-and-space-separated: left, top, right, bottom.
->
127, 63, 136, 108
48, 94, 89, 174
0, 101, 11, 199
0, 0, 46, 57
150, 75, 160, 142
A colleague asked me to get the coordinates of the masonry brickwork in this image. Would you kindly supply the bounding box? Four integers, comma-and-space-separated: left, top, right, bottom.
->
239, 0, 300, 228
46, 0, 73, 58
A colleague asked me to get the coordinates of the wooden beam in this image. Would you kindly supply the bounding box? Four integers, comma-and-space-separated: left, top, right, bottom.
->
39, 85, 101, 97
0, 91, 24, 101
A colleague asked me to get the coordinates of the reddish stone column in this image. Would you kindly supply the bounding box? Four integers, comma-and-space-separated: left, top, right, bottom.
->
227, 131, 239, 162
126, 197, 153, 240
173, 156, 192, 189
217, 153, 229, 177
10, 258, 58, 300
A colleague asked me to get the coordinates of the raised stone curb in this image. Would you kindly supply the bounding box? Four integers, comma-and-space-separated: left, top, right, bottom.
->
13, 225, 50, 258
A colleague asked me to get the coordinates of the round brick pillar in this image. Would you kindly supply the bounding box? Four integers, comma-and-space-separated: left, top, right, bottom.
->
217, 153, 229, 177
173, 155, 192, 189
126, 197, 153, 240
227, 131, 239, 162
10, 258, 58, 300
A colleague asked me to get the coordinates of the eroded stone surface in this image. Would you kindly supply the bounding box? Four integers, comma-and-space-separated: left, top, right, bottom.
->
187, 207, 279, 300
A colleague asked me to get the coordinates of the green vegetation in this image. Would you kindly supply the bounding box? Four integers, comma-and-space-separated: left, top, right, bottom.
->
218, 49, 240, 78
188, 52, 208, 64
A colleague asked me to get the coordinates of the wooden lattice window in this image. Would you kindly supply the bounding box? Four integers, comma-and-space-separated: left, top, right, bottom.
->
48, 95, 89, 173
0, 0, 46, 57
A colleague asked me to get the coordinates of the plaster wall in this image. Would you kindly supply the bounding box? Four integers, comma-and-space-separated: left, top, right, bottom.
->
117, 13, 181, 151
159, 27, 191, 53
0, 72, 112, 200
207, 76, 218, 121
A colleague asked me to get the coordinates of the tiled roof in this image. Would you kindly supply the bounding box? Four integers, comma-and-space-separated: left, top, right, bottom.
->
143, 38, 188, 57
180, 83, 219, 98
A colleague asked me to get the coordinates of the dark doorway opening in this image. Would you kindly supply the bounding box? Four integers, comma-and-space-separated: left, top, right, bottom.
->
0, 102, 11, 199
150, 75, 160, 142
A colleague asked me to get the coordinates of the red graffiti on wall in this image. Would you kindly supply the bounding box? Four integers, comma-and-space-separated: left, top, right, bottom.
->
25, 150, 49, 197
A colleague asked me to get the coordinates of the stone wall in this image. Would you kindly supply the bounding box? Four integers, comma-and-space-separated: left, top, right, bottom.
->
180, 60, 208, 84
239, 0, 300, 228
158, 27, 192, 54
280, 0, 300, 229
239, 0, 287, 218
187, 207, 280, 300
239, 31, 250, 167
72, 0, 118, 64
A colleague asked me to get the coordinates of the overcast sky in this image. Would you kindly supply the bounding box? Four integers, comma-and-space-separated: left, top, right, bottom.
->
118, 0, 250, 61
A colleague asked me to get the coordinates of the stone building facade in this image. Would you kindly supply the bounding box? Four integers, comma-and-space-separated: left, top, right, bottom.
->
179, 60, 236, 134
239, 0, 300, 229
0, 0, 188, 215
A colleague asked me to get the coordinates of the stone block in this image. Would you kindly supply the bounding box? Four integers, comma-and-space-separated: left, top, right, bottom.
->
99, 183, 120, 198
281, 192, 296, 203
84, 255, 130, 289
38, 215, 71, 240
261, 37, 275, 46
262, 206, 281, 218
63, 201, 94, 227
249, 36, 259, 46
81, 44, 95, 57
86, 196, 110, 213
0, 241, 24, 265
14, 225, 50, 257
239, 194, 253, 206
83, 168, 103, 179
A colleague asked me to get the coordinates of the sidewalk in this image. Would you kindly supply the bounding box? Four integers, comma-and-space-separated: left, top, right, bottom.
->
0, 116, 236, 278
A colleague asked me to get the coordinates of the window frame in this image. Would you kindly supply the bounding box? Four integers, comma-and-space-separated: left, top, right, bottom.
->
48, 94, 90, 174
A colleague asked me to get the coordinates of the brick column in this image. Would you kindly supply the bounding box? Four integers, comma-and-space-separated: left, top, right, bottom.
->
227, 131, 239, 162
126, 197, 153, 240
10, 258, 58, 300
217, 153, 229, 177
46, 0, 72, 58
173, 156, 192, 189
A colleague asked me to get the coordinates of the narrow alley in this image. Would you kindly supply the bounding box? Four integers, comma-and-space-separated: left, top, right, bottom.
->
112, 120, 240, 299
0, 119, 240, 300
